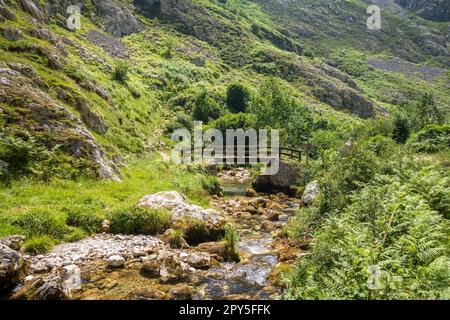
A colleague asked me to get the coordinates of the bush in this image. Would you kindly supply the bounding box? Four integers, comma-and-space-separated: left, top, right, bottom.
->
192, 90, 222, 123
209, 113, 256, 133
201, 176, 222, 196
109, 206, 171, 235
407, 125, 450, 153
226, 83, 251, 113
66, 210, 103, 234
112, 60, 129, 82
22, 236, 55, 254
14, 210, 68, 239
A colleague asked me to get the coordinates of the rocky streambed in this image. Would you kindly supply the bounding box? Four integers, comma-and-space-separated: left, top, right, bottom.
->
1, 168, 306, 300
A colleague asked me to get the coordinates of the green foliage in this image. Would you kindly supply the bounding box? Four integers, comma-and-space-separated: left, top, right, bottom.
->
66, 209, 103, 234
109, 205, 171, 235
192, 90, 222, 123
224, 224, 240, 261
13, 210, 68, 239
407, 125, 450, 153
284, 167, 450, 300
112, 60, 130, 83
226, 82, 251, 113
22, 236, 55, 254
209, 112, 256, 133
393, 94, 448, 143
201, 175, 223, 196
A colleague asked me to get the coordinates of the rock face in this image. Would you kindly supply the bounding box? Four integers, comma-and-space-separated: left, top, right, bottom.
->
302, 181, 320, 205
0, 244, 29, 293
252, 161, 301, 195
138, 191, 227, 244
92, 0, 143, 37
395, 0, 450, 21
0, 64, 120, 181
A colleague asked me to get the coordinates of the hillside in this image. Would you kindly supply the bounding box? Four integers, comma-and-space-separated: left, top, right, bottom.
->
0, 0, 449, 301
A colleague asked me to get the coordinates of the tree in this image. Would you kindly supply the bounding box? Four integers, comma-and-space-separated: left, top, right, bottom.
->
226, 83, 250, 113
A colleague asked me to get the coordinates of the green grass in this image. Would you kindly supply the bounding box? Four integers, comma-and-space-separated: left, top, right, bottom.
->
0, 155, 212, 241
109, 205, 171, 235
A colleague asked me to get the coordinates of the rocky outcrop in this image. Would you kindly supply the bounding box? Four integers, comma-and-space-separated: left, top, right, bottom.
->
0, 64, 119, 180
252, 161, 301, 195
138, 191, 227, 244
91, 0, 142, 37
395, 0, 450, 21
85, 30, 129, 58
0, 244, 29, 293
19, 0, 47, 23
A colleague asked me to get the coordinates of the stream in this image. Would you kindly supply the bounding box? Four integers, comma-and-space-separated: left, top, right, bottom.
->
8, 169, 302, 300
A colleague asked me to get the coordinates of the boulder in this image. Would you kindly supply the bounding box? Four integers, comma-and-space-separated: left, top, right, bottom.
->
131, 287, 167, 299
107, 255, 125, 268
184, 252, 211, 269
168, 283, 196, 300
196, 241, 228, 261
19, 0, 46, 23
141, 250, 193, 282
302, 181, 320, 205
252, 161, 301, 195
139, 191, 226, 244
0, 235, 25, 251
32, 275, 66, 300
0, 244, 29, 293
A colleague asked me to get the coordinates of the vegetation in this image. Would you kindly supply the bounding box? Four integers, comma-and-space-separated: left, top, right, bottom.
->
223, 224, 240, 261
109, 206, 171, 235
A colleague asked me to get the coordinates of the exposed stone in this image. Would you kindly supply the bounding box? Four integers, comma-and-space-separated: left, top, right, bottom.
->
85, 30, 129, 58
184, 252, 211, 269
107, 255, 125, 268
19, 0, 46, 23
32, 275, 66, 300
0, 235, 25, 251
301, 181, 320, 205
196, 241, 228, 261
1, 27, 22, 41
252, 161, 301, 195
131, 287, 167, 299
139, 191, 226, 244
0, 244, 29, 293
91, 0, 143, 37
168, 283, 196, 300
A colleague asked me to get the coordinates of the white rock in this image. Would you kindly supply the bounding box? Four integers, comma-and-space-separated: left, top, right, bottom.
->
107, 255, 125, 268
302, 180, 320, 205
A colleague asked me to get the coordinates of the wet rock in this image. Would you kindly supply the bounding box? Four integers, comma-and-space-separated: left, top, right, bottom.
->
161, 229, 189, 249
252, 161, 301, 195
141, 250, 193, 282
131, 287, 167, 300
302, 181, 320, 205
0, 244, 29, 293
184, 252, 211, 269
245, 189, 258, 197
107, 255, 125, 268
62, 265, 81, 296
197, 241, 228, 261
33, 275, 67, 300
168, 283, 196, 300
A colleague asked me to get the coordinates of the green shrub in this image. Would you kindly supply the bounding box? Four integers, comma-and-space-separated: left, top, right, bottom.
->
14, 210, 68, 239
209, 113, 256, 133
192, 90, 222, 123
66, 210, 103, 234
109, 206, 171, 235
201, 176, 222, 196
226, 83, 251, 113
22, 236, 55, 254
407, 125, 450, 153
112, 60, 129, 82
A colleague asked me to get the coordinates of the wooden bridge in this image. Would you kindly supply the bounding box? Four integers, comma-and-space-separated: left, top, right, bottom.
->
192, 140, 313, 164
